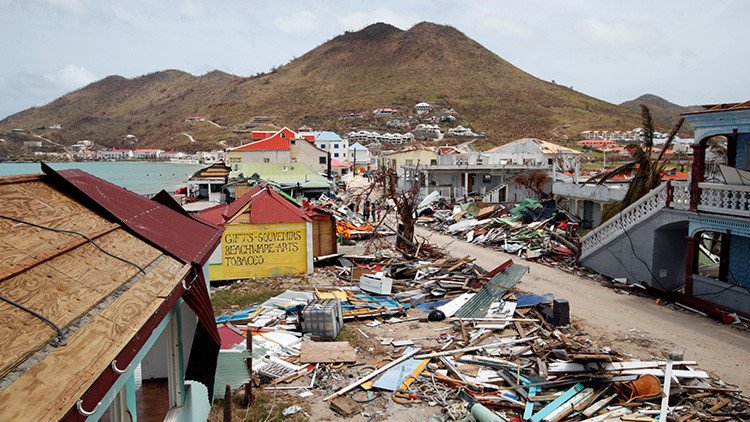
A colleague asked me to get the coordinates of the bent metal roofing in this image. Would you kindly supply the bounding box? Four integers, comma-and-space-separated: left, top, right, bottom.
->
43, 164, 221, 266
0, 170, 219, 420
196, 184, 311, 226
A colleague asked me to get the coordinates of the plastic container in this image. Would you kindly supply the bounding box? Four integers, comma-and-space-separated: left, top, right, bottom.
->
360, 273, 393, 295
300, 299, 343, 340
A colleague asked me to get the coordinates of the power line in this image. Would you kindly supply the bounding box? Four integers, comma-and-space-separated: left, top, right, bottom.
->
0, 213, 149, 347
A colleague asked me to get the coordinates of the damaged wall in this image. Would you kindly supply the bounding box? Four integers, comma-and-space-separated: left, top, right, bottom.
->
581, 209, 690, 289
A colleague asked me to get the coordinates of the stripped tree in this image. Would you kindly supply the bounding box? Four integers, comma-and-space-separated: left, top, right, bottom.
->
376, 166, 423, 252
513, 171, 552, 200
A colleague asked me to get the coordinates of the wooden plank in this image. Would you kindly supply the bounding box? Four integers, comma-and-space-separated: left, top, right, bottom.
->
0, 174, 44, 184
0, 224, 120, 283
0, 244, 162, 376
0, 257, 187, 421
49, 230, 161, 295
0, 301, 54, 377
299, 341, 357, 363
0, 181, 113, 261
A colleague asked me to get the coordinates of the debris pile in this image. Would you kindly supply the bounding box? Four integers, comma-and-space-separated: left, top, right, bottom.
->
418, 195, 585, 269
214, 255, 749, 421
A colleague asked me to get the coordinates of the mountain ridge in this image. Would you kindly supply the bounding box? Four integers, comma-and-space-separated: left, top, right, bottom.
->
1, 22, 674, 154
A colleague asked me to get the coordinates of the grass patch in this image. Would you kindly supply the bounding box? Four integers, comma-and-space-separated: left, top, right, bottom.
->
335, 325, 358, 342
208, 391, 307, 422
211, 285, 284, 316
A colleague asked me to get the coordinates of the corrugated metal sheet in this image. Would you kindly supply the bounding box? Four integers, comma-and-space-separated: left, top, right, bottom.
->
224, 185, 311, 225
453, 264, 528, 318
44, 164, 222, 266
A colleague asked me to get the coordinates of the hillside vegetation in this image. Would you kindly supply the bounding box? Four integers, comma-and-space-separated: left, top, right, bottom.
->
1, 22, 685, 152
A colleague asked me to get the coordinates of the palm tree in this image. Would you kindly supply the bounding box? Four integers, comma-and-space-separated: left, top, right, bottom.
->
588, 105, 684, 222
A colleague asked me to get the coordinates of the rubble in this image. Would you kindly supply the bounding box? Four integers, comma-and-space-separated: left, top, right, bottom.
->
416, 194, 587, 272
213, 250, 749, 421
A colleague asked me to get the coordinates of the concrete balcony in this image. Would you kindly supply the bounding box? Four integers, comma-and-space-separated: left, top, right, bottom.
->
671, 181, 750, 218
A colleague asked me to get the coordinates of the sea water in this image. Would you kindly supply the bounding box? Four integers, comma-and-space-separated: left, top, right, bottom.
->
0, 162, 204, 195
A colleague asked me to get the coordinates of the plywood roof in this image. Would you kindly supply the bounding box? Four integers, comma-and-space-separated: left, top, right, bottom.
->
0, 174, 189, 420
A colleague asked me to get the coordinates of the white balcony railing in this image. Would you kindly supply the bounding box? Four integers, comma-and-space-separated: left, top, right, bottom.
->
580, 182, 668, 259
698, 182, 750, 217
580, 180, 750, 259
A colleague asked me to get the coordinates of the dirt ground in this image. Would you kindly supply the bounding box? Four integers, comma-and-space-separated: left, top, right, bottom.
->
416, 226, 750, 392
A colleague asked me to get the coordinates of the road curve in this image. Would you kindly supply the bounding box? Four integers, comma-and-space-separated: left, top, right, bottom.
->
416, 226, 750, 392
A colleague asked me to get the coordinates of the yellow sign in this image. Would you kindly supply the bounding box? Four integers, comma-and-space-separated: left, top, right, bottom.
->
216, 222, 307, 280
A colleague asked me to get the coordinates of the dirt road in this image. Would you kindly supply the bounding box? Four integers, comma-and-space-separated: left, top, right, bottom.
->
416, 227, 750, 392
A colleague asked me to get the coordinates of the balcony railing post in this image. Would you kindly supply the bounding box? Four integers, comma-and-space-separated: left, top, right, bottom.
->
665, 180, 673, 208
689, 144, 706, 211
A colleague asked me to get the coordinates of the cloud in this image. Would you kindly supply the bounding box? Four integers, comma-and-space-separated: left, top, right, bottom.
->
44, 0, 88, 15
475, 15, 532, 38
337, 8, 418, 31
273, 10, 319, 34
0, 65, 97, 118
178, 0, 207, 20
44, 64, 97, 91
574, 18, 648, 46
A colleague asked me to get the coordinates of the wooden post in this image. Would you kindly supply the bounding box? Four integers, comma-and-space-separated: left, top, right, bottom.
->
689, 143, 706, 211
223, 384, 232, 422
684, 235, 697, 295
665, 179, 673, 208
727, 129, 738, 168
243, 329, 254, 407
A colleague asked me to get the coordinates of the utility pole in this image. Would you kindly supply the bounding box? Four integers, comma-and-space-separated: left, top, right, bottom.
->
353, 147, 358, 175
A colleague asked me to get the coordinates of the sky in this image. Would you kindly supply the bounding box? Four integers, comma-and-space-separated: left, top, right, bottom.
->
0, 0, 748, 119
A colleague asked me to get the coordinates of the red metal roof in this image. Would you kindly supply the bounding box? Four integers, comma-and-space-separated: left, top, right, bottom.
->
218, 324, 246, 349
230, 185, 311, 224
195, 203, 228, 226
235, 128, 297, 151
42, 164, 221, 266
197, 184, 311, 226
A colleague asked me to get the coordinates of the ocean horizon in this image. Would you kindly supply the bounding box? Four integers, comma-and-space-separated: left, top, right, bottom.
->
0, 161, 204, 194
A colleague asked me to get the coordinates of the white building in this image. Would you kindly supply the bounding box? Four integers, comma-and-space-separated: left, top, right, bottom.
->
411, 124, 442, 140
373, 108, 397, 118
97, 149, 133, 160
349, 142, 371, 165
485, 138, 581, 169
300, 131, 349, 160
132, 149, 163, 160
415, 102, 431, 115
446, 125, 478, 137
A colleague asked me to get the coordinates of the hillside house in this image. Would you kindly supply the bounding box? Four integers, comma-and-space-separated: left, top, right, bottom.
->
580, 101, 750, 318
373, 108, 397, 118
0, 165, 222, 421
22, 140, 43, 148
446, 125, 478, 137
415, 102, 431, 115
576, 139, 618, 149
300, 130, 349, 161
411, 124, 442, 140
227, 128, 329, 176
